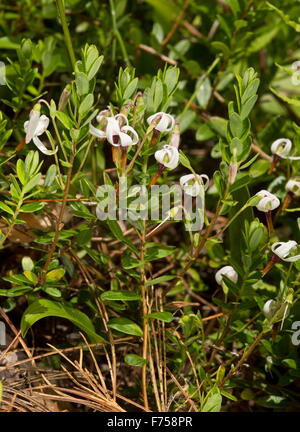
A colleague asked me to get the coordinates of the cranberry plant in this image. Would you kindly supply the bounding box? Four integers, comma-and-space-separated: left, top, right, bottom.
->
0, 0, 300, 413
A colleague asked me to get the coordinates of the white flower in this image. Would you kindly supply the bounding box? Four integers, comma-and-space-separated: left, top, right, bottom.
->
154, 144, 179, 169
24, 107, 57, 156
271, 138, 300, 160
215, 266, 238, 285
90, 114, 138, 147
255, 190, 280, 212
147, 112, 175, 133
285, 179, 300, 197
263, 299, 277, 319
180, 174, 209, 197
263, 298, 291, 324
271, 240, 300, 262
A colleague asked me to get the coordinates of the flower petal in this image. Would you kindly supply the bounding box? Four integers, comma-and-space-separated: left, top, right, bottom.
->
33, 136, 58, 155
34, 115, 49, 136
89, 124, 106, 139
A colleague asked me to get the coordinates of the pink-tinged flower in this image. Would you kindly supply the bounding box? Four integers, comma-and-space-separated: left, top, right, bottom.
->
90, 113, 138, 147
155, 144, 179, 169
255, 190, 280, 212
147, 112, 175, 133
24, 105, 57, 156
271, 138, 300, 160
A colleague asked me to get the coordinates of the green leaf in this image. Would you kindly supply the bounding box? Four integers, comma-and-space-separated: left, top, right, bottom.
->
45, 268, 65, 282
16, 159, 26, 185
106, 220, 138, 255
145, 275, 176, 286
0, 202, 14, 215
124, 354, 147, 367
55, 111, 74, 129
24, 271, 38, 285
23, 173, 41, 194
248, 27, 279, 53
123, 78, 138, 100
229, 112, 243, 138
208, 117, 228, 137
267, 2, 300, 32
87, 55, 103, 80
101, 291, 141, 301
20, 202, 45, 213
43, 286, 62, 298
196, 77, 212, 109
201, 386, 222, 412
240, 95, 258, 120
108, 318, 143, 336
79, 93, 94, 118
21, 299, 105, 343
75, 72, 90, 96
145, 312, 173, 322
270, 87, 300, 107
0, 286, 33, 297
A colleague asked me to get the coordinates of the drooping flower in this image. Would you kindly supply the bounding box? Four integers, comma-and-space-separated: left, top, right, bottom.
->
215, 266, 238, 285
255, 190, 280, 212
90, 113, 139, 147
271, 138, 300, 160
285, 179, 300, 197
147, 112, 175, 133
271, 240, 300, 262
262, 297, 291, 327
154, 144, 179, 169
263, 299, 277, 319
24, 104, 57, 155
180, 174, 209, 197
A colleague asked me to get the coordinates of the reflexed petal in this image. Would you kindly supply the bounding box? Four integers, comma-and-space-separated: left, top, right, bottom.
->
118, 131, 133, 147
33, 136, 58, 155
155, 145, 179, 169
147, 112, 175, 133
115, 113, 128, 126
34, 115, 50, 136
106, 117, 121, 145
25, 111, 40, 144
89, 124, 106, 138
121, 126, 139, 145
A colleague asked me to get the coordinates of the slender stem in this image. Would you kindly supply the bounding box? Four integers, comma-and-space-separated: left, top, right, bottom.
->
72, 136, 96, 184
109, 0, 130, 66
140, 220, 149, 410
56, 0, 76, 69
39, 146, 75, 284
220, 331, 265, 387
180, 56, 220, 118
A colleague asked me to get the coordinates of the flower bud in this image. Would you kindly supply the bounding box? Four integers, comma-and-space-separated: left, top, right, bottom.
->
154, 144, 179, 169
285, 179, 300, 197
255, 190, 280, 212
147, 112, 175, 133
180, 174, 209, 197
263, 299, 277, 319
215, 266, 238, 285
58, 84, 71, 111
